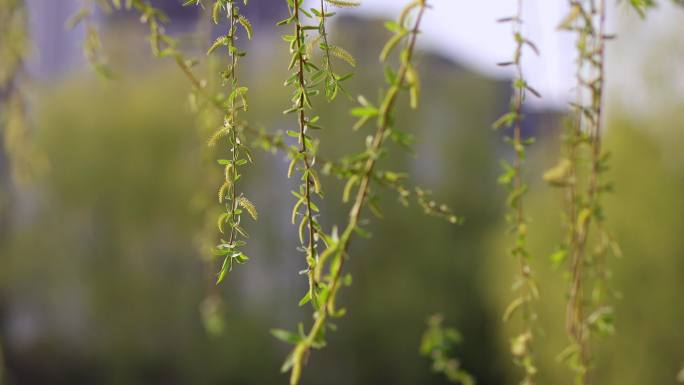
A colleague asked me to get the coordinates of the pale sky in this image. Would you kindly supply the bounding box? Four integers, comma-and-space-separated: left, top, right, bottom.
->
336, 0, 684, 110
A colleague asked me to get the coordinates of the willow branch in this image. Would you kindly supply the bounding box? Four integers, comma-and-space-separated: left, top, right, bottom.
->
283, 3, 428, 384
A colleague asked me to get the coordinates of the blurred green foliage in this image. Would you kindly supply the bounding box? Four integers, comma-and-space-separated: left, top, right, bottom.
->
484, 117, 684, 385
0, 14, 683, 385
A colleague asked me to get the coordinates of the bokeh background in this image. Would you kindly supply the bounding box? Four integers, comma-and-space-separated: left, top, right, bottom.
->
1, 1, 684, 385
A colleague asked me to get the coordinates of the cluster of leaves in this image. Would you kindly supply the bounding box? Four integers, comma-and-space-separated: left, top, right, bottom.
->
321, 156, 460, 224
621, 0, 684, 16
420, 315, 474, 385
309, 0, 358, 100
625, 0, 656, 16
545, 1, 620, 384
492, 1, 540, 384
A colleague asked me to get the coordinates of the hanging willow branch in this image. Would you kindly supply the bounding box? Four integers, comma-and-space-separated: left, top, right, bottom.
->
420, 314, 475, 385
493, 1, 540, 384
277, 0, 358, 313
66, 0, 114, 79
0, 1, 29, 379
0, 0, 46, 183
106, 0, 258, 280
280, 0, 327, 310
546, 1, 618, 384
270, 2, 443, 384
205, 0, 256, 283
